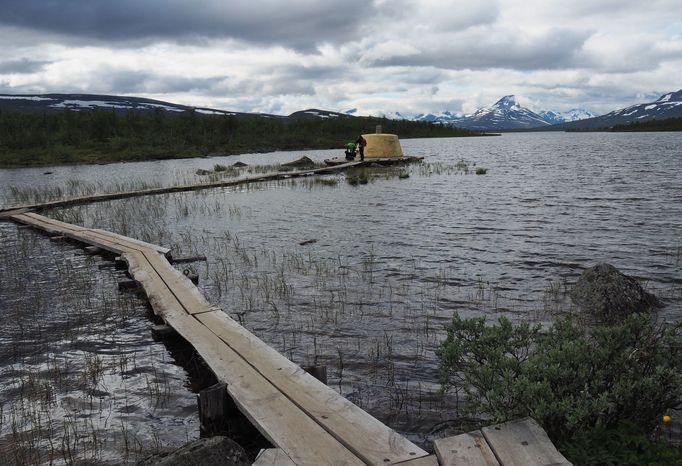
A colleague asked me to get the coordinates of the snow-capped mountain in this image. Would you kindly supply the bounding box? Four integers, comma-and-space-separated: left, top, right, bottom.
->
450, 95, 550, 130
371, 96, 552, 130
0, 93, 286, 119
539, 109, 596, 125
376, 111, 413, 120
413, 111, 465, 124
548, 90, 682, 130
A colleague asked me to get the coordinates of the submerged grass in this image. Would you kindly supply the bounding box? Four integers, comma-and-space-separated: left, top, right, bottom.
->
0, 224, 198, 464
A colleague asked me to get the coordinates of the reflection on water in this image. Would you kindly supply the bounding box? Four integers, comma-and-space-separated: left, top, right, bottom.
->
0, 225, 199, 464
1, 132, 681, 462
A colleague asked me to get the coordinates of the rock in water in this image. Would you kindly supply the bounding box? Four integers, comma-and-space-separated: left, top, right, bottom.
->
196, 169, 213, 176
136, 436, 249, 466
281, 156, 315, 168
232, 161, 248, 167
570, 263, 661, 324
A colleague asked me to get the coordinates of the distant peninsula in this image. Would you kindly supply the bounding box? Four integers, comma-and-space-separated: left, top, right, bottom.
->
0, 95, 481, 167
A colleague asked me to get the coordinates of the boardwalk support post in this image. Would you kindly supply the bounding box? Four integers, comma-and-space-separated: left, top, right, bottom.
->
303, 365, 328, 385
198, 382, 230, 436
151, 324, 177, 340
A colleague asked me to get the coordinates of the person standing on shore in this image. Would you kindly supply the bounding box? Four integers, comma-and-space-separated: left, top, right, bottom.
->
355, 135, 367, 161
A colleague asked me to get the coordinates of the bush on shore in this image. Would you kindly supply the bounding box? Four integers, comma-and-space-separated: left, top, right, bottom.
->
436, 313, 682, 464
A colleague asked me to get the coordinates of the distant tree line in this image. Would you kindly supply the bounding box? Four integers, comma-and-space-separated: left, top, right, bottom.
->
610, 117, 682, 132
0, 108, 479, 166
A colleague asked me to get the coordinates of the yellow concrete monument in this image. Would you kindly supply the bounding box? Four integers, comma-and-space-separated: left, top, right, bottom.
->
362, 133, 404, 158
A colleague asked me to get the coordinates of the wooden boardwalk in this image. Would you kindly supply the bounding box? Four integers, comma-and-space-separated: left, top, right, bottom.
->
5, 211, 433, 465
1, 158, 422, 214
4, 208, 571, 465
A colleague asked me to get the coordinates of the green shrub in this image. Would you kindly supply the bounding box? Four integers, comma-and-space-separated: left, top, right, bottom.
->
559, 420, 682, 466
437, 313, 682, 443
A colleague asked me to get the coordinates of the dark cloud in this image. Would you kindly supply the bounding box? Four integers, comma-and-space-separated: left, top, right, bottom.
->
368, 28, 592, 71
87, 69, 227, 94
0, 0, 373, 50
0, 58, 51, 74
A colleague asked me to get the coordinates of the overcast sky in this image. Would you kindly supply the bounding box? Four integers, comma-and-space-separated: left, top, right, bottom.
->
0, 0, 680, 116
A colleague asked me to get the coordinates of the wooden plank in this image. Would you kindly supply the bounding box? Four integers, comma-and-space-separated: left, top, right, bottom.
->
122, 250, 363, 465
0, 160, 369, 214
481, 418, 571, 466
129, 248, 428, 464
252, 448, 297, 466
195, 310, 428, 465
91, 228, 171, 255
141, 249, 215, 315
10, 213, 131, 255
136, 250, 428, 463
21, 212, 88, 231
434, 431, 499, 466
16, 212, 169, 256
394, 455, 439, 465
0, 208, 29, 219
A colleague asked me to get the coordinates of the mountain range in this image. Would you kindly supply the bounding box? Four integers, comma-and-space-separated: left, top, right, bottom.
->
376, 91, 682, 130
371, 96, 596, 129
1, 90, 681, 131
539, 90, 682, 131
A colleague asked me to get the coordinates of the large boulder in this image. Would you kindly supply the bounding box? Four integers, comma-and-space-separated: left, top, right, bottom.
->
137, 436, 249, 466
281, 156, 316, 169
570, 263, 661, 324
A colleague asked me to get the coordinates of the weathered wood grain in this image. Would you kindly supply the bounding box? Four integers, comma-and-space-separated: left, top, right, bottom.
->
481, 418, 571, 466
196, 310, 429, 465
252, 448, 297, 466
434, 431, 499, 466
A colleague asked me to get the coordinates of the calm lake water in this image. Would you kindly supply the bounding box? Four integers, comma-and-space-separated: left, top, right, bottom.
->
1, 132, 681, 463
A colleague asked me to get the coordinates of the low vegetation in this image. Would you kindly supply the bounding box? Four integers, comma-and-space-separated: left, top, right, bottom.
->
437, 313, 682, 464
0, 108, 479, 167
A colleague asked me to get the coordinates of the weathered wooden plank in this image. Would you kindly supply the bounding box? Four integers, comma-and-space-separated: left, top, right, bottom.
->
132, 245, 428, 464
123, 250, 363, 465
481, 418, 571, 466
134, 249, 428, 463
0, 207, 29, 219
21, 212, 88, 231
393, 454, 439, 465
0, 160, 369, 214
252, 448, 297, 466
15, 212, 170, 256
195, 310, 429, 465
91, 228, 171, 255
434, 431, 499, 466
10, 213, 131, 254
141, 249, 215, 315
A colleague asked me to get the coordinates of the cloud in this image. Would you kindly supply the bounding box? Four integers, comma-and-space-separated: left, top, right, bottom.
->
0, 58, 51, 74
0, 0, 374, 50
363, 27, 592, 71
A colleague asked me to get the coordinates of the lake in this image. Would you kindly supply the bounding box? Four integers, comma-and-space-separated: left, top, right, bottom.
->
1, 131, 681, 463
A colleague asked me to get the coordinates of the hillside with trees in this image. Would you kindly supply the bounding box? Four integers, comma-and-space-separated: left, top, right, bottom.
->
610, 117, 682, 132
0, 109, 479, 166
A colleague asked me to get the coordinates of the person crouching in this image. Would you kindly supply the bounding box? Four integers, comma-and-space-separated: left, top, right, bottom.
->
344, 142, 357, 160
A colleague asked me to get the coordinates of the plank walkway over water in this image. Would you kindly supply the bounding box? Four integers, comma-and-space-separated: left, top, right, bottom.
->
5, 211, 432, 466
3, 199, 569, 464
0, 157, 421, 214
